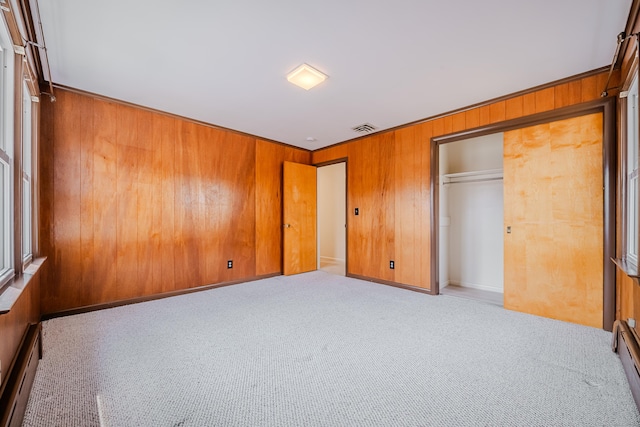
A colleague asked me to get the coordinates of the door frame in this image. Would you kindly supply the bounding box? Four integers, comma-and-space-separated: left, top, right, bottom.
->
314, 158, 349, 275
430, 97, 616, 331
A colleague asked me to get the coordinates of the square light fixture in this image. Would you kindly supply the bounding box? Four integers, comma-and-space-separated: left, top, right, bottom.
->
286, 63, 328, 90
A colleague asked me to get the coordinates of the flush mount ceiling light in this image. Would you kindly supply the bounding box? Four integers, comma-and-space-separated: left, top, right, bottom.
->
286, 63, 328, 90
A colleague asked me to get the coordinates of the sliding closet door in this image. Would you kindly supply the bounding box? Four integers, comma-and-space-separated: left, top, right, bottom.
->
503, 113, 603, 328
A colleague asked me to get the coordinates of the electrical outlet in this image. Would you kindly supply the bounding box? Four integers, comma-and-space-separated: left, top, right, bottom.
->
227, 260, 233, 269
629, 318, 636, 328
354, 208, 359, 215
390, 260, 395, 269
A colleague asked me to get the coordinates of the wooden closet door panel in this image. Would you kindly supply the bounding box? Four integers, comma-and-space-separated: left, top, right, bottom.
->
503, 113, 603, 328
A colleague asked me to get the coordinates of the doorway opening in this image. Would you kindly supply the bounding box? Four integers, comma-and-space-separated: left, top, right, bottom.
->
438, 133, 504, 306
317, 162, 346, 276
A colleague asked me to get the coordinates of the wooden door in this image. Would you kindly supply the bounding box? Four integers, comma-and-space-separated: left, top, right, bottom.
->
283, 161, 317, 275
503, 113, 603, 328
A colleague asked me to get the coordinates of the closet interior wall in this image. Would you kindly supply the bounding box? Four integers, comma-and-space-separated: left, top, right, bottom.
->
439, 133, 504, 293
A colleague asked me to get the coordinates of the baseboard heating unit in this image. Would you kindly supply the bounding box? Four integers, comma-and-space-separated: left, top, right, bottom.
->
0, 323, 41, 427
613, 320, 640, 412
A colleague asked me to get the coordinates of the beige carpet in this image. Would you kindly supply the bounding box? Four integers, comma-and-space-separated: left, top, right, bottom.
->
22, 271, 640, 426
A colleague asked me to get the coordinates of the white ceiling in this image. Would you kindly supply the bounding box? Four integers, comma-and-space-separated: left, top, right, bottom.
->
35, 0, 631, 150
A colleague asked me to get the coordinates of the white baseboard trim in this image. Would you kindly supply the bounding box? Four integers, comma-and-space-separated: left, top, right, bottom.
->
449, 280, 503, 294
439, 280, 451, 288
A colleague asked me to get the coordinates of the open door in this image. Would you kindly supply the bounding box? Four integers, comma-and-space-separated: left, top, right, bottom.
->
503, 113, 603, 328
283, 161, 317, 275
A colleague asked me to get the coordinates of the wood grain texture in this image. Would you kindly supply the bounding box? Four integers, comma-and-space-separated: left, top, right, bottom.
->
311, 143, 348, 165
91, 99, 118, 304
348, 133, 395, 281
39, 88, 301, 314
40, 69, 612, 312
52, 90, 83, 311
283, 161, 317, 275
394, 123, 431, 289
616, 272, 636, 331
0, 271, 40, 392
310, 70, 611, 292
39, 96, 54, 312
503, 113, 604, 328
255, 140, 285, 275
255, 142, 311, 276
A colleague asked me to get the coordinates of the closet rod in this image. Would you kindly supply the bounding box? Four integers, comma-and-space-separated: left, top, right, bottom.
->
444, 177, 503, 185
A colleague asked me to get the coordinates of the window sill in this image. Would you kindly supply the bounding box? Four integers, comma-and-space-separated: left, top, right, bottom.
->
612, 257, 640, 280
0, 257, 46, 315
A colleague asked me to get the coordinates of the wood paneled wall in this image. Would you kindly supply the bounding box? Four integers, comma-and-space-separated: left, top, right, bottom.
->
313, 72, 610, 291
39, 89, 310, 315
0, 272, 40, 391
616, 1, 640, 333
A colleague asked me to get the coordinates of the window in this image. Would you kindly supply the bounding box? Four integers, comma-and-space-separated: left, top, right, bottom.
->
627, 74, 639, 267
0, 20, 14, 287
22, 81, 32, 263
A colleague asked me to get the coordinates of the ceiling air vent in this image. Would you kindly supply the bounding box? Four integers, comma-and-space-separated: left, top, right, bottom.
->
351, 123, 377, 134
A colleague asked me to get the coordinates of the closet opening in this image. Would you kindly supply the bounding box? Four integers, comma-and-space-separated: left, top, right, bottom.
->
317, 161, 346, 276
438, 133, 504, 306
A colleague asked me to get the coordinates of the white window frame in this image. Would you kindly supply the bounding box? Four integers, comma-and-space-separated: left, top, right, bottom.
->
0, 17, 14, 288
627, 74, 640, 268
22, 80, 32, 264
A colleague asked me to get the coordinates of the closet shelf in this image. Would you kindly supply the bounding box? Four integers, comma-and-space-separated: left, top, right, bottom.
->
442, 168, 503, 179
441, 168, 503, 185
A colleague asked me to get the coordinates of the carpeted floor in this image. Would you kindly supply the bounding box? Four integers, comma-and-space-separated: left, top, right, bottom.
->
22, 271, 640, 426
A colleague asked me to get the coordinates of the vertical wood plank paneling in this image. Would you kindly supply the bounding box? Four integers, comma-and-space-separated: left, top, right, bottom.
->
41, 88, 303, 313
451, 113, 465, 133
523, 93, 537, 116
199, 125, 220, 286
432, 118, 445, 137
79, 96, 94, 307
222, 133, 256, 281
174, 121, 201, 290
581, 75, 599, 103
136, 109, 156, 296
417, 122, 432, 289
464, 109, 480, 129
554, 81, 582, 109
39, 95, 55, 312
40, 71, 613, 313
255, 140, 285, 275
52, 90, 82, 310
489, 101, 506, 124
311, 143, 348, 165
478, 105, 491, 126
535, 88, 555, 113
91, 99, 118, 304
160, 116, 176, 293
115, 105, 140, 301
505, 97, 523, 120
309, 71, 611, 293
148, 114, 164, 295
394, 126, 417, 286
348, 133, 395, 281
285, 146, 311, 164
442, 116, 453, 135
